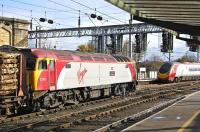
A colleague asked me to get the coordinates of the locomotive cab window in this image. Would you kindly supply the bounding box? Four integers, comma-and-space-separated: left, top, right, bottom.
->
49, 60, 55, 70
159, 63, 172, 73
26, 59, 36, 70
38, 60, 47, 70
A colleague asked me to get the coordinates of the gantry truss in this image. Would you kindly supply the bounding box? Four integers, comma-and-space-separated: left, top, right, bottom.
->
28, 23, 163, 39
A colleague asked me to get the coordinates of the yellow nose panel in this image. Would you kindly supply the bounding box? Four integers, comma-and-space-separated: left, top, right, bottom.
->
158, 73, 168, 79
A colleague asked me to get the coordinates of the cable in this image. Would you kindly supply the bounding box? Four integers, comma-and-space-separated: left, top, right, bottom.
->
3, 4, 31, 12
3, 9, 75, 28
48, 0, 126, 24
5, 0, 124, 27
48, 0, 79, 12
69, 0, 126, 24
6, 0, 76, 13
1, 2, 75, 27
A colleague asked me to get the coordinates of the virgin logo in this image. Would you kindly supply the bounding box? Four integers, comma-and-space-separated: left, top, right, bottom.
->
77, 64, 87, 84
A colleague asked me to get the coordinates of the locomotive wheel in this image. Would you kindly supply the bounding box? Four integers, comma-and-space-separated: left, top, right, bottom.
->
112, 85, 123, 96
32, 101, 41, 112
179, 77, 182, 82
174, 77, 179, 83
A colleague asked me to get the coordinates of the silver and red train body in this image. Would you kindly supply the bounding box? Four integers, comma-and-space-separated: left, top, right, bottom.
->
22, 48, 137, 110
158, 62, 200, 82
26, 49, 137, 92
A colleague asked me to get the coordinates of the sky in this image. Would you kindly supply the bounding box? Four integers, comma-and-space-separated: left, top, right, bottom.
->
0, 0, 196, 61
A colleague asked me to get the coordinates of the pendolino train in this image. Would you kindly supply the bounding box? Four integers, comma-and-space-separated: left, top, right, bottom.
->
0, 46, 137, 115
158, 62, 200, 83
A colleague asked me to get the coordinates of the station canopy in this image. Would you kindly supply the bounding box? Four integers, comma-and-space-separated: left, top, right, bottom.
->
106, 0, 200, 36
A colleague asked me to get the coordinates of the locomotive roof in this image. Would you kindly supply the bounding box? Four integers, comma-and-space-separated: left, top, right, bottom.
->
29, 48, 132, 63
31, 48, 111, 58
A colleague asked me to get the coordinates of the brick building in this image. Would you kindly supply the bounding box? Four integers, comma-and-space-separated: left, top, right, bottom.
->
0, 17, 30, 47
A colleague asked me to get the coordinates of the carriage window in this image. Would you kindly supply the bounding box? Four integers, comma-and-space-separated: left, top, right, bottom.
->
49, 60, 54, 70
38, 60, 47, 70
159, 63, 172, 73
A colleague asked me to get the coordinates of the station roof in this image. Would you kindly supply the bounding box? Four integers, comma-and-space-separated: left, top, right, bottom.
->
106, 0, 200, 36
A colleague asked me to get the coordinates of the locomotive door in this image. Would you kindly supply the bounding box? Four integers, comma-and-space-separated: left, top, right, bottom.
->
49, 60, 56, 91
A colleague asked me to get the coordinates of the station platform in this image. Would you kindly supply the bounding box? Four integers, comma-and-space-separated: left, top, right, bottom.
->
123, 91, 200, 132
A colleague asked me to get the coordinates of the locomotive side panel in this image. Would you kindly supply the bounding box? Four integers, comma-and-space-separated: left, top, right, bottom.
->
57, 62, 99, 89
186, 64, 200, 77
56, 62, 133, 90
99, 63, 133, 85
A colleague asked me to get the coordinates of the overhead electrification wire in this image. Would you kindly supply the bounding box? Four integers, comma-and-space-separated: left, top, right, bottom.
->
48, 0, 79, 12
6, 0, 77, 13
47, 0, 98, 26
3, 9, 74, 28
3, 4, 31, 12
69, 0, 126, 24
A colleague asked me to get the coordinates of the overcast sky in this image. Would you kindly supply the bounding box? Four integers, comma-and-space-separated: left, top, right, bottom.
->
1, 0, 195, 61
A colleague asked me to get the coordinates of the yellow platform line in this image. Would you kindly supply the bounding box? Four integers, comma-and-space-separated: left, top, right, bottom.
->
177, 109, 200, 132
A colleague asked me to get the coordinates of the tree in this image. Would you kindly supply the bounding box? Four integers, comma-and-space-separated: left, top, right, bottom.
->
140, 55, 164, 71
176, 55, 197, 63
77, 43, 95, 52
122, 40, 128, 56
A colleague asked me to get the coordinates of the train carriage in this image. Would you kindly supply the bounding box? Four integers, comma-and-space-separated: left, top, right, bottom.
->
158, 62, 200, 82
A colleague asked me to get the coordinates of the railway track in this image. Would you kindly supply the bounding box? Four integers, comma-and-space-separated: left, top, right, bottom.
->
0, 81, 193, 123
94, 96, 185, 132
0, 81, 199, 132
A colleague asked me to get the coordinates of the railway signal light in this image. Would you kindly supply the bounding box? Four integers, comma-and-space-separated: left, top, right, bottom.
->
161, 32, 168, 52
188, 36, 199, 52
110, 34, 116, 54
135, 34, 141, 53
189, 45, 198, 52
161, 32, 173, 52
141, 33, 147, 51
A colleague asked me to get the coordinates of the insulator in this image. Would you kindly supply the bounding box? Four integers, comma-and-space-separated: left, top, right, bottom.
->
97, 16, 103, 21
48, 19, 53, 24
39, 18, 46, 22
90, 14, 96, 18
